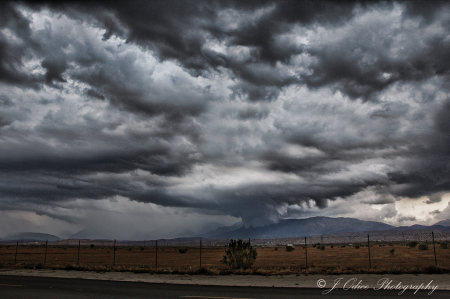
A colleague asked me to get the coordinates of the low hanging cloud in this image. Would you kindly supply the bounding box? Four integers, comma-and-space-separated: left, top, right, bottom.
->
0, 1, 450, 236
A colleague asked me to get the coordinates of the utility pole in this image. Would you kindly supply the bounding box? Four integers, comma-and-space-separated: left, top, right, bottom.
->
44, 240, 48, 266
305, 237, 308, 268
14, 241, 18, 264
200, 239, 202, 269
368, 234, 371, 269
432, 231, 437, 266
113, 239, 116, 266
77, 240, 81, 265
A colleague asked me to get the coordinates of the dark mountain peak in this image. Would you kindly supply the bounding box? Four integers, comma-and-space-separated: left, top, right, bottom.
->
207, 216, 395, 239
433, 219, 450, 227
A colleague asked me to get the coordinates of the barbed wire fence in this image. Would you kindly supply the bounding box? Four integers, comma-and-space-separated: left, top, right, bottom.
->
0, 230, 449, 272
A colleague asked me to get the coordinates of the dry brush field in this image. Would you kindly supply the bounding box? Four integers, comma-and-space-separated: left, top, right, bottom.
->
1, 243, 449, 274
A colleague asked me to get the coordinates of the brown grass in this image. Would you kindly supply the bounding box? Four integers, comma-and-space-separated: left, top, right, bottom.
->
1, 244, 449, 275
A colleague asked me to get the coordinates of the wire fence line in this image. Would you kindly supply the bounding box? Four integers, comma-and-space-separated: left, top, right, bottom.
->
1, 230, 449, 272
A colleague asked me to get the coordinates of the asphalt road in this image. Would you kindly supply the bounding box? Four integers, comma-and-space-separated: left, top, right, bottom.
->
1, 275, 449, 299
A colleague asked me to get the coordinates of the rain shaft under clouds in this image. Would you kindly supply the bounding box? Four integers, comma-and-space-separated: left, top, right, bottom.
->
1, 1, 450, 238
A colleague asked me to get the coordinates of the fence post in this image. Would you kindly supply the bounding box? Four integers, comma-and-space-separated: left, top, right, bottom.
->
305, 237, 307, 268
113, 239, 116, 266
77, 240, 81, 265
200, 239, 202, 269
155, 240, 158, 268
367, 234, 371, 269
14, 241, 18, 264
432, 231, 437, 266
44, 240, 48, 266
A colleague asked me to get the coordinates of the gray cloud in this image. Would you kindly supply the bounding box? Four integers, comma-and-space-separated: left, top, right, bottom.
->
0, 1, 450, 236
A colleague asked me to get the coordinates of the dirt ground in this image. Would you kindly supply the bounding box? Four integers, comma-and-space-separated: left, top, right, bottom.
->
1, 244, 449, 271
1, 268, 449, 292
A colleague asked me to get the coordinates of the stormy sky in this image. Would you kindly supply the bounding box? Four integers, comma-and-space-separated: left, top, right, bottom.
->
1, 0, 450, 239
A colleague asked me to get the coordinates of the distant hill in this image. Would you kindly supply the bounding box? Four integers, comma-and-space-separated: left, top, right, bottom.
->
69, 229, 111, 240
1, 232, 61, 242
433, 219, 450, 227
206, 216, 395, 239
200, 222, 244, 238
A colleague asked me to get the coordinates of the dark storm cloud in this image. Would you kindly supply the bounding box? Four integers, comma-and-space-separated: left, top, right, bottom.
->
21, 0, 450, 101
238, 106, 269, 120
0, 3, 42, 87
41, 55, 67, 85
221, 1, 360, 64
387, 98, 450, 199
1, 0, 450, 230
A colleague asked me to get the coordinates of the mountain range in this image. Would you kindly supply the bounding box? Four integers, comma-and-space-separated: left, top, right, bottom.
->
200, 217, 396, 239
0, 232, 61, 242
2, 217, 450, 241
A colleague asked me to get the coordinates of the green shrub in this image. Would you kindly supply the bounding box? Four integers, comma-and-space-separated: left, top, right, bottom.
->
221, 239, 257, 270
317, 245, 325, 250
408, 241, 418, 248
418, 243, 429, 250
274, 247, 278, 251
389, 248, 395, 256
286, 245, 295, 252
178, 248, 188, 254
354, 245, 360, 249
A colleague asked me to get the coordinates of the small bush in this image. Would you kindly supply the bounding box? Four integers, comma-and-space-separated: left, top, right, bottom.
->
354, 245, 360, 249
274, 247, 278, 251
317, 245, 325, 250
35, 263, 44, 269
178, 248, 188, 254
389, 248, 395, 256
440, 243, 448, 249
418, 243, 429, 250
330, 245, 333, 248
23, 263, 35, 269
90, 244, 95, 248
65, 264, 76, 270
407, 241, 418, 248
286, 245, 295, 252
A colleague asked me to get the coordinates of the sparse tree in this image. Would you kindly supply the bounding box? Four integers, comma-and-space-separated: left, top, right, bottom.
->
222, 239, 257, 270
418, 243, 429, 250
408, 241, 418, 248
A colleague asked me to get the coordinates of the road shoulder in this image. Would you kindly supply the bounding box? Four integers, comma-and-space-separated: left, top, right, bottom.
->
1, 269, 450, 290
